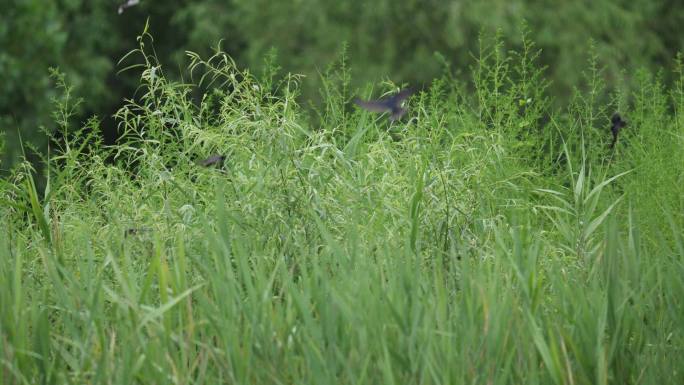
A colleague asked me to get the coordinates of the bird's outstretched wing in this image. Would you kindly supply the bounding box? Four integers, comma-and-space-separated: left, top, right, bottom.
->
389, 88, 415, 105
354, 88, 415, 113
199, 155, 226, 167
353, 98, 391, 112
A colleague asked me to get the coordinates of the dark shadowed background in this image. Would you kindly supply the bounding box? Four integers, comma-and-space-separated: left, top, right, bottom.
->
2, 0, 683, 171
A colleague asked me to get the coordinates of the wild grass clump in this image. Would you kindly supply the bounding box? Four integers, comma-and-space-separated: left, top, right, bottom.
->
1, 31, 682, 385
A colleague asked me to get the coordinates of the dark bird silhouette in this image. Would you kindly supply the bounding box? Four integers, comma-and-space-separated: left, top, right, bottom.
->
353, 88, 415, 122
610, 113, 627, 149
198, 155, 226, 167
125, 227, 151, 237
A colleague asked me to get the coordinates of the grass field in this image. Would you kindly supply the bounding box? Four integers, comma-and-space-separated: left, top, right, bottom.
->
1, 33, 683, 384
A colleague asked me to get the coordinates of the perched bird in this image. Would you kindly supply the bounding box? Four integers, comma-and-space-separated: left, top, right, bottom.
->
198, 154, 226, 167
610, 113, 627, 149
353, 88, 415, 122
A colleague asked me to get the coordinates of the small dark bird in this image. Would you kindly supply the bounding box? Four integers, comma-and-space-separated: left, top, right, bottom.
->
198, 155, 226, 167
353, 88, 415, 122
610, 113, 627, 149
125, 227, 151, 237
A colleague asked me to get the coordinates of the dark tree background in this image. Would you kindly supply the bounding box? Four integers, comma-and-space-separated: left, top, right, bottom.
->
2, 0, 683, 170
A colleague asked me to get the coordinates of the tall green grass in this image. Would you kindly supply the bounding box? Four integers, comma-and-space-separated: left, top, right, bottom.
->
1, 32, 682, 385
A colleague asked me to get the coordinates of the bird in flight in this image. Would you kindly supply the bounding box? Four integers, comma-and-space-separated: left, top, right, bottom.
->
118, 0, 140, 14
610, 113, 627, 149
198, 155, 226, 167
353, 88, 415, 122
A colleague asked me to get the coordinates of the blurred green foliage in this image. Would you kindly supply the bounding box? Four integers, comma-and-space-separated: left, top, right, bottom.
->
1, 0, 683, 170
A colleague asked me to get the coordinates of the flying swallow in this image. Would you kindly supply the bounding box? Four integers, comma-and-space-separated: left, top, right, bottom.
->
610, 113, 627, 149
353, 88, 415, 122
198, 155, 226, 167
118, 0, 140, 14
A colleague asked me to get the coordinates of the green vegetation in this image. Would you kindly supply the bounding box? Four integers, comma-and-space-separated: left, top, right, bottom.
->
2, 0, 684, 170
1, 27, 683, 384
